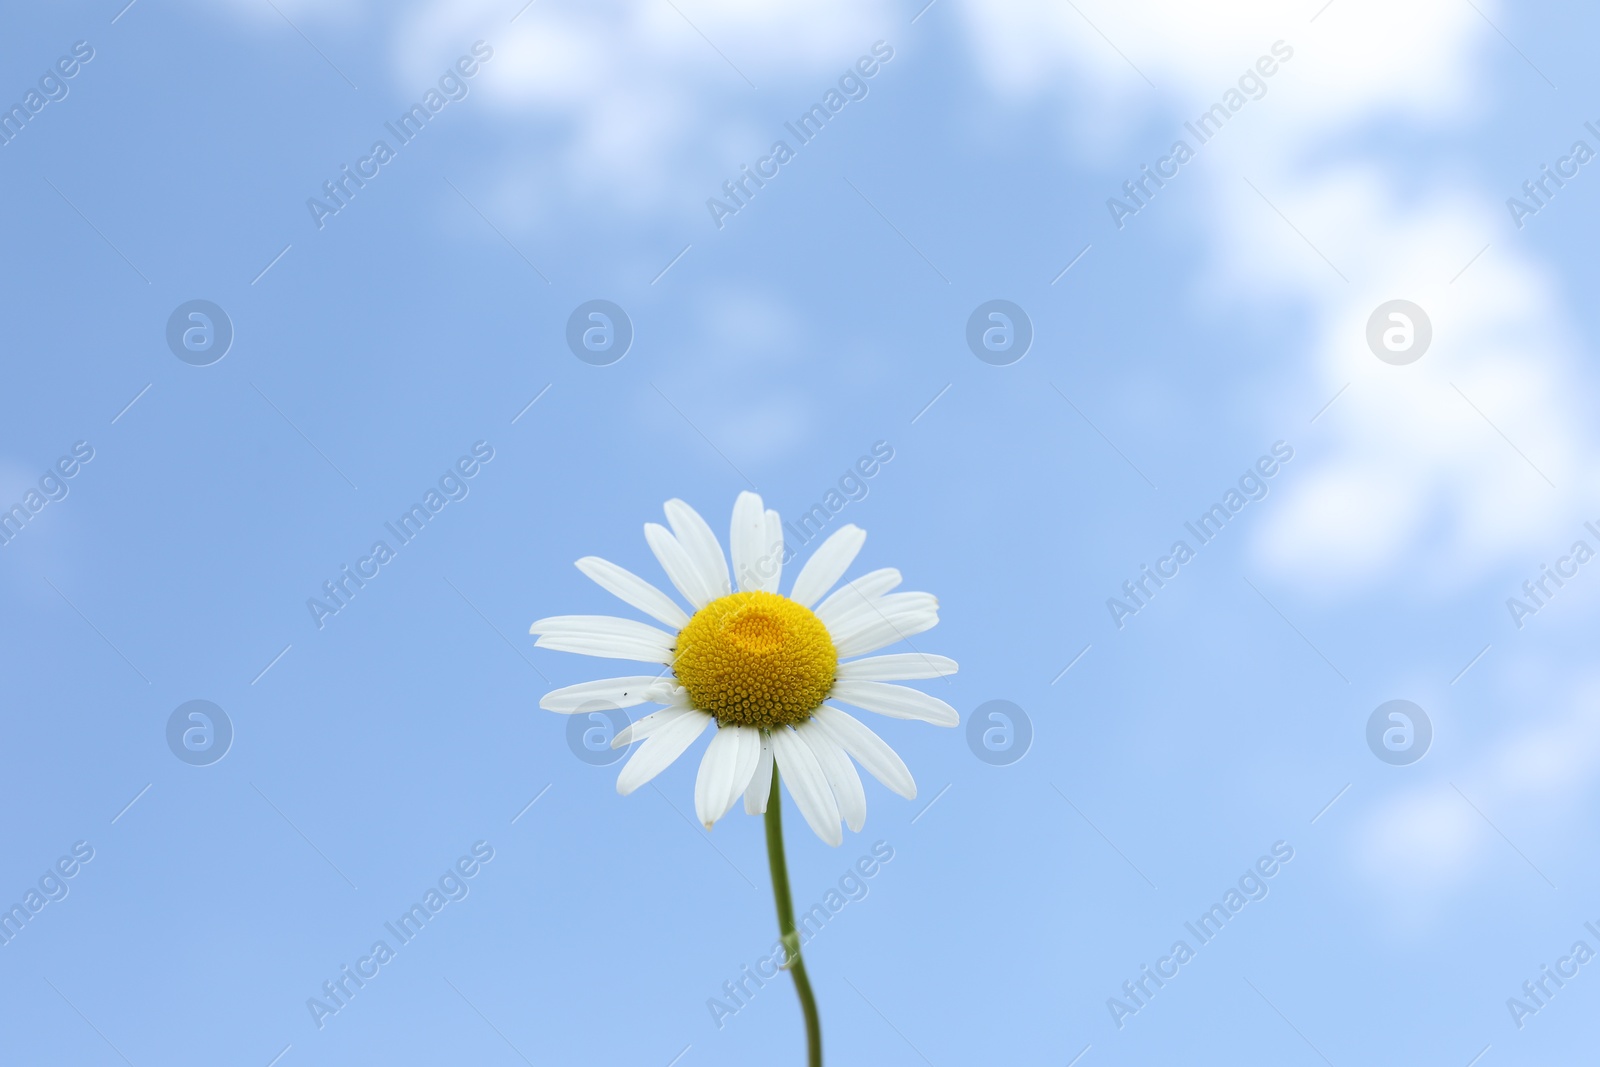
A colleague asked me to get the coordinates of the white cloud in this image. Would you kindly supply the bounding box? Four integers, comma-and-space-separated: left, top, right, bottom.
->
1236, 176, 1591, 593
385, 0, 900, 215
243, 0, 1594, 592
1350, 673, 1600, 922
942, 0, 1597, 592
946, 0, 1600, 911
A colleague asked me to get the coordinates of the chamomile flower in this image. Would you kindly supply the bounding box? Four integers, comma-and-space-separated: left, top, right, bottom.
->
530, 491, 958, 845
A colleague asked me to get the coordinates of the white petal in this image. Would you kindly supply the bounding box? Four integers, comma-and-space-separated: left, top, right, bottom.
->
611, 706, 696, 748
644, 522, 713, 608
799, 721, 866, 833
835, 653, 958, 682
744, 733, 774, 814
694, 726, 764, 827
788, 524, 865, 608
728, 729, 766, 816
814, 568, 902, 629
730, 491, 773, 593
616, 710, 712, 794
575, 557, 690, 629
822, 592, 939, 635
529, 615, 674, 642
532, 635, 670, 661
693, 727, 738, 826
812, 706, 916, 799
530, 615, 676, 662
664, 499, 731, 601
758, 509, 784, 593
540, 675, 666, 713
831, 610, 940, 659
644, 679, 687, 705
824, 601, 940, 658
770, 726, 842, 846
830, 679, 959, 727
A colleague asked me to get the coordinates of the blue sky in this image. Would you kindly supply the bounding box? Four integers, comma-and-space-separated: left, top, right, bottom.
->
2, 0, 1599, 1063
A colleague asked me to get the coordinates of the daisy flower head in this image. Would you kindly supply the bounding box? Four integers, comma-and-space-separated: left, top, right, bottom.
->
531, 491, 958, 845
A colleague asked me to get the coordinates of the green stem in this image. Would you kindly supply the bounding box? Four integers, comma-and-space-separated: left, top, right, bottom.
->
764, 764, 822, 1067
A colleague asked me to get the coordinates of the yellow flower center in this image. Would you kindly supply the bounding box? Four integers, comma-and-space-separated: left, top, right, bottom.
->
672, 591, 838, 728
